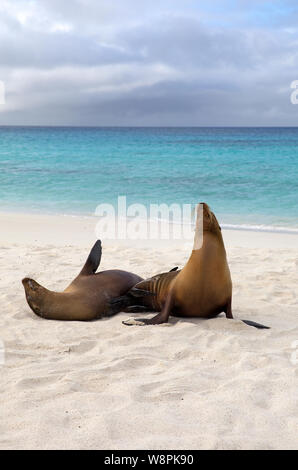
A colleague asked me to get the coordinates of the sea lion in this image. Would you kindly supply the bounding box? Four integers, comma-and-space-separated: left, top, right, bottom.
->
22, 240, 143, 321
112, 203, 269, 329
109, 268, 180, 315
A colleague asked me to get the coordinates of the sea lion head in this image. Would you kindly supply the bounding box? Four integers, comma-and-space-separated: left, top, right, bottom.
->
200, 202, 221, 233
22, 277, 46, 317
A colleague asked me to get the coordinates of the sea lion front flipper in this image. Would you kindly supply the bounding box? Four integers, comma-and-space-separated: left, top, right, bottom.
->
241, 320, 270, 329
79, 240, 102, 275
224, 299, 270, 329
224, 298, 233, 319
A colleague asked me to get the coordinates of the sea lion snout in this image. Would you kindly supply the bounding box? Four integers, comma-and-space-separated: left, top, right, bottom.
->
198, 202, 221, 232
198, 202, 211, 218
198, 202, 210, 210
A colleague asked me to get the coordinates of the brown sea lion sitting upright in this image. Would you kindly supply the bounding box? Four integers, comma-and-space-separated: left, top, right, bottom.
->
112, 203, 269, 329
22, 240, 143, 321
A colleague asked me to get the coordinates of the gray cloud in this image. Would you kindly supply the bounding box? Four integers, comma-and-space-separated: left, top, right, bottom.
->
0, 0, 298, 126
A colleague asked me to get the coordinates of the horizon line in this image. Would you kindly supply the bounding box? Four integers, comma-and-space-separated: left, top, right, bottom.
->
1, 125, 298, 129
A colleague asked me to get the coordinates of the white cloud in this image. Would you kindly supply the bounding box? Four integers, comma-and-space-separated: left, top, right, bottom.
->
0, 0, 298, 125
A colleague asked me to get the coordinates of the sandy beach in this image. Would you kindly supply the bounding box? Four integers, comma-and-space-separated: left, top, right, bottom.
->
0, 211, 297, 450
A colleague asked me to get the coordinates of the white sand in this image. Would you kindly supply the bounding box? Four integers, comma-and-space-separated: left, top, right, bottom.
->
0, 212, 297, 450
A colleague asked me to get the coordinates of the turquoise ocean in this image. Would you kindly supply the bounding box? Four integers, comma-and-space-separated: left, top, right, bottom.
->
1, 126, 298, 232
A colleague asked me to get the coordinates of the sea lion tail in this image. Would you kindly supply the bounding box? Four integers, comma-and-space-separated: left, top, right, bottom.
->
80, 240, 102, 275
241, 319, 270, 329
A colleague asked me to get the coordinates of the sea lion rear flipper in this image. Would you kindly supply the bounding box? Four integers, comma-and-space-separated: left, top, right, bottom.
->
80, 240, 102, 275
241, 320, 270, 330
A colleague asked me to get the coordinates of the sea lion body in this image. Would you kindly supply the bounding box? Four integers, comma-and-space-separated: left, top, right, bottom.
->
128, 270, 180, 312
22, 240, 143, 321
117, 203, 268, 329
111, 203, 232, 319
173, 236, 232, 318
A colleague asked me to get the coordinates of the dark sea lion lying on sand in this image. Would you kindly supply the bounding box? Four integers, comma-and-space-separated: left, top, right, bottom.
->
22, 240, 143, 321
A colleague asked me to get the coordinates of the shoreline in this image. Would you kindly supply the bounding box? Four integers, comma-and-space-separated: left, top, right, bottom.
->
1, 210, 298, 250
1, 207, 298, 234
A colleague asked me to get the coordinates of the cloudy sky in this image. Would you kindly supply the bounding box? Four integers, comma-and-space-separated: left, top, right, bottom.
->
0, 0, 298, 126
